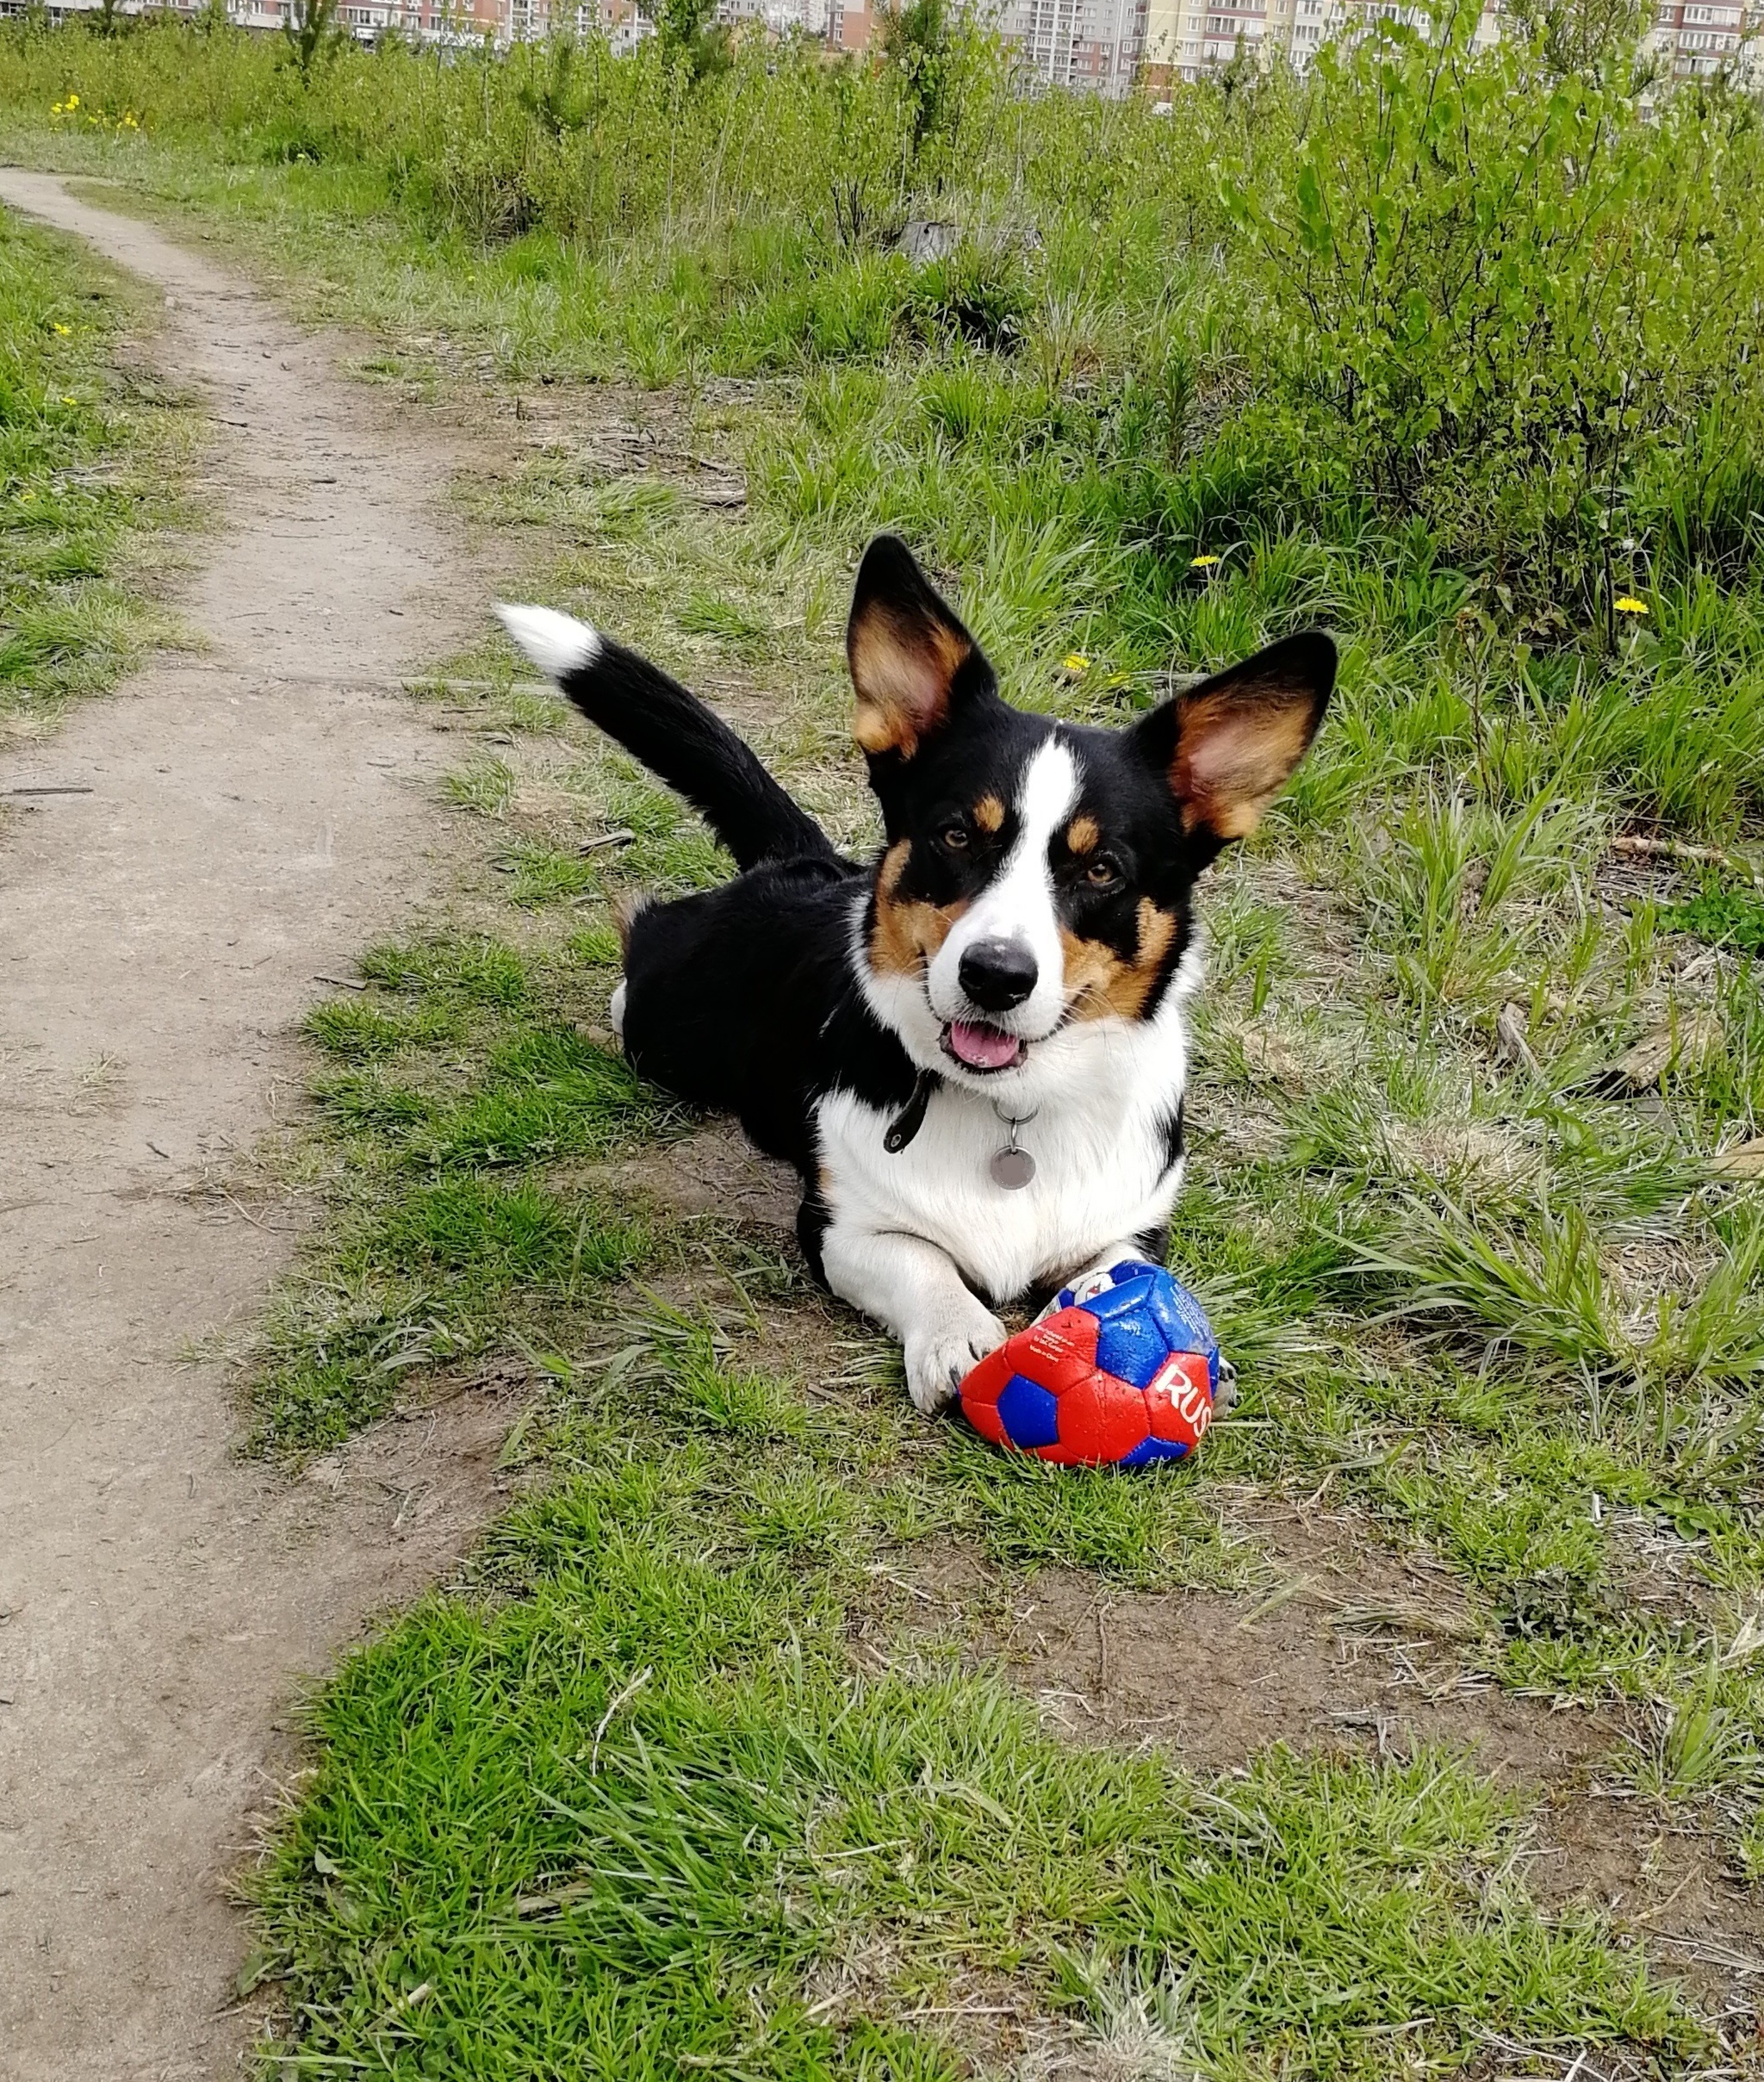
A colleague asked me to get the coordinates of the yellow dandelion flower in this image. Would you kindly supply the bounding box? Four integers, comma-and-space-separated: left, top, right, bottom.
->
1190, 552, 1220, 568
53, 322, 71, 336
66, 92, 78, 107
1062, 652, 1090, 673
1614, 596, 1648, 615
51, 102, 64, 115
61, 395, 79, 407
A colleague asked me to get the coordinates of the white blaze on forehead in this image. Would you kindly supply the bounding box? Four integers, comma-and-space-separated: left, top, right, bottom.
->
928, 735, 1078, 1040
1014, 733, 1080, 843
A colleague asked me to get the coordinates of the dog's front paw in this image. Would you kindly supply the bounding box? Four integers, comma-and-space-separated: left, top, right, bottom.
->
1059, 1240, 1154, 1303
904, 1302, 1006, 1416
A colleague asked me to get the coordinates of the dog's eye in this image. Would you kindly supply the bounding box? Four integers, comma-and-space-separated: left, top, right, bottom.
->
1085, 855, 1123, 891
940, 823, 970, 852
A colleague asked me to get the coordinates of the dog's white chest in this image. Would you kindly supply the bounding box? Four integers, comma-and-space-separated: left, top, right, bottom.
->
813, 1019, 1187, 1305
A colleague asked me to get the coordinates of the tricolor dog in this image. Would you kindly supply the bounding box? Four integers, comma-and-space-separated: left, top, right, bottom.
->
499, 537, 1333, 1414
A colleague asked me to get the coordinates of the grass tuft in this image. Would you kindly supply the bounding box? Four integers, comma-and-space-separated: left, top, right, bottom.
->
0, 200, 189, 739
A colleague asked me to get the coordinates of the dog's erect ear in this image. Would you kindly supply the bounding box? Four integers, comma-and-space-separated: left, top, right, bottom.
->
1133, 631, 1336, 848
847, 535, 988, 761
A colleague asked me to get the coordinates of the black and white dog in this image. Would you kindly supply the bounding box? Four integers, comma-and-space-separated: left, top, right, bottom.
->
499, 537, 1333, 1414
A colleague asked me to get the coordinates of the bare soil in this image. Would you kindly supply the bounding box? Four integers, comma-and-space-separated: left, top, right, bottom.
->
0, 170, 508, 2082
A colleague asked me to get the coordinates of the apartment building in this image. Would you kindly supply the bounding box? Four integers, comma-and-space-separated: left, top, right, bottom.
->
720, 0, 835, 31
1646, 0, 1761, 76
994, 0, 1146, 90
1144, 0, 1758, 79
506, 0, 655, 40
18, 0, 646, 40
1144, 0, 1500, 77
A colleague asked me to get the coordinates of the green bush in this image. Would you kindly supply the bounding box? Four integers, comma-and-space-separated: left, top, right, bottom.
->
1219, 3, 1764, 629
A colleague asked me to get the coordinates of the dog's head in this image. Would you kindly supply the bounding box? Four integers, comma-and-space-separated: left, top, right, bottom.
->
848, 535, 1335, 1093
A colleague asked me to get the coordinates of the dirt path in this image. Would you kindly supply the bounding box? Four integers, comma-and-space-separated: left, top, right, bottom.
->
0, 171, 512, 2080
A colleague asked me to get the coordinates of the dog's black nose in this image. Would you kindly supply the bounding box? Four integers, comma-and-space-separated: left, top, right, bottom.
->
959, 938, 1038, 1012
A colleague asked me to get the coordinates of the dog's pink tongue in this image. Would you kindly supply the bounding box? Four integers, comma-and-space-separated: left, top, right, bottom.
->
947, 1020, 1019, 1070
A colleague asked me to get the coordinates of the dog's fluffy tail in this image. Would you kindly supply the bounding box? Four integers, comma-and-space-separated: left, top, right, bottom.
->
496, 604, 834, 873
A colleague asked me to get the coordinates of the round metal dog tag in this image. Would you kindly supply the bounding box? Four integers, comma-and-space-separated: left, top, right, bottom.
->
990, 1147, 1036, 1190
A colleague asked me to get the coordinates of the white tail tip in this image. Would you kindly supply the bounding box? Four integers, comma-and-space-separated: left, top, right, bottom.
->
495, 603, 601, 682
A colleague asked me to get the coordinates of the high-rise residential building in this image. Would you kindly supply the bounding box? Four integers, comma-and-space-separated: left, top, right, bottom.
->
21, 0, 651, 38
22, 0, 519, 37
828, 0, 872, 46
997, 0, 1147, 91
1144, 0, 1759, 80
1141, 0, 1500, 78
1645, 0, 1761, 76
717, 0, 835, 34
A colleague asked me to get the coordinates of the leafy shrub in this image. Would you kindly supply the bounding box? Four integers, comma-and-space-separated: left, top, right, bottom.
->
1219, 2, 1764, 629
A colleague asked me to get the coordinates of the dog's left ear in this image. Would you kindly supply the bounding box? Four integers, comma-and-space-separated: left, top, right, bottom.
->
847, 535, 991, 761
1134, 631, 1336, 848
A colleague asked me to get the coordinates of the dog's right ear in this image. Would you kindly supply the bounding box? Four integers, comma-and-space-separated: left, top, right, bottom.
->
847, 536, 990, 761
1132, 629, 1335, 855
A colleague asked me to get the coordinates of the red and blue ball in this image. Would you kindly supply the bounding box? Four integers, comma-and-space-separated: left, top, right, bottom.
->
960, 1260, 1221, 1468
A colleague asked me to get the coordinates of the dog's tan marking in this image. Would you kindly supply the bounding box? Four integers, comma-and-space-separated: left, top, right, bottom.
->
973, 793, 1005, 834
877, 836, 910, 898
612, 889, 654, 955
1065, 814, 1100, 855
850, 614, 972, 761
1060, 898, 1179, 1021
1172, 687, 1317, 841
869, 837, 968, 978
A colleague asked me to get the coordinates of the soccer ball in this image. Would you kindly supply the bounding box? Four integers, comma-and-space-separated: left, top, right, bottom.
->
959, 1260, 1221, 1468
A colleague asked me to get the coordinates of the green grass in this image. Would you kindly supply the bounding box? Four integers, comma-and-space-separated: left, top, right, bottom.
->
257, 1327, 1697, 2079
8, 12, 1764, 2069
257, 936, 672, 1448
0, 196, 188, 739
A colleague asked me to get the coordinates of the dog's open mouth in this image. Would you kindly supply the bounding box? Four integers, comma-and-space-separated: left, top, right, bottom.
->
941, 1018, 1028, 1072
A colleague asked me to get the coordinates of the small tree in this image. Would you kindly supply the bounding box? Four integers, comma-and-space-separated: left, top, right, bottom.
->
880, 0, 954, 158
283, 0, 345, 81
654, 0, 731, 82
1501, 0, 1648, 76
518, 34, 595, 136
